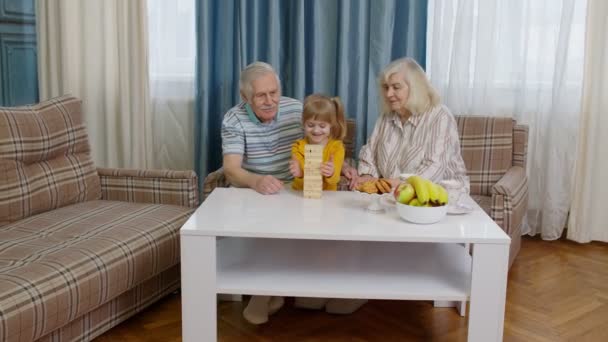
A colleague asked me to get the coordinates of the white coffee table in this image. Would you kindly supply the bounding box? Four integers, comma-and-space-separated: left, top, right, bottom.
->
180, 188, 510, 341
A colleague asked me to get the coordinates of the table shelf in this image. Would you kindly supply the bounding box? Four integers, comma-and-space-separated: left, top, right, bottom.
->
216, 238, 471, 301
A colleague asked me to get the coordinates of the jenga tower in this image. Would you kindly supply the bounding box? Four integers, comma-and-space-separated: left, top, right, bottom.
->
303, 144, 323, 198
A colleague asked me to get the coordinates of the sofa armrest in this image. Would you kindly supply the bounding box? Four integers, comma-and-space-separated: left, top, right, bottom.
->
202, 168, 231, 201
492, 166, 527, 198
97, 168, 199, 208
490, 166, 528, 235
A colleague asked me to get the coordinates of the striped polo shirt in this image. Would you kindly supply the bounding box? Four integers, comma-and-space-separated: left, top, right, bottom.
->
222, 96, 303, 181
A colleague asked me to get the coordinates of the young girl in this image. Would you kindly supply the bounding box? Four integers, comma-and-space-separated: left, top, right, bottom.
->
291, 94, 349, 311
242, 94, 347, 325
289, 94, 347, 191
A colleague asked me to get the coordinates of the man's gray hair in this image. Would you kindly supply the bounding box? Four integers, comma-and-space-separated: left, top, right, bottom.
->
378, 57, 440, 114
239, 62, 281, 100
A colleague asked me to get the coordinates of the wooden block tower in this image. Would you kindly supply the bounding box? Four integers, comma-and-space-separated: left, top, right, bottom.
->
303, 144, 323, 199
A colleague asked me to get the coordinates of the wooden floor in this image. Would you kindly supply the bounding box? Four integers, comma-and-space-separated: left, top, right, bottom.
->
94, 236, 608, 341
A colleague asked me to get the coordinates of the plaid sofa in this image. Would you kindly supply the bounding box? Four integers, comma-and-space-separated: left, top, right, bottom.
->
202, 115, 528, 267
0, 96, 198, 342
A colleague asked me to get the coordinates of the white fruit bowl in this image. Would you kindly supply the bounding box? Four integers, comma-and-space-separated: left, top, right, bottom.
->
395, 202, 448, 224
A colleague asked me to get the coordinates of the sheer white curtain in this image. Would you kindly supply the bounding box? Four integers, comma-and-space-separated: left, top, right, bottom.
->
427, 0, 587, 240
37, 0, 152, 168
147, 0, 196, 170
568, 0, 608, 243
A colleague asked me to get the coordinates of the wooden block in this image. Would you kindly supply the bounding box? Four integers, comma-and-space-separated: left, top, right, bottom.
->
303, 179, 322, 188
305, 162, 322, 168
304, 144, 323, 155
303, 189, 322, 199
303, 144, 323, 198
303, 170, 321, 177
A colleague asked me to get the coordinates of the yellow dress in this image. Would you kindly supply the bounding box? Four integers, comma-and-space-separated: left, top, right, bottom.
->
291, 138, 345, 191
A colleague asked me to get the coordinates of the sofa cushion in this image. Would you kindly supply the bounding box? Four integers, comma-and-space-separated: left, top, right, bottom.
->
0, 200, 193, 342
455, 116, 513, 196
0, 96, 101, 226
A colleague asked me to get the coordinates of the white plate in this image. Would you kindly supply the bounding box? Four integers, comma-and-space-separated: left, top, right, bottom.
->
353, 190, 389, 212
447, 203, 474, 215
381, 196, 396, 206
353, 189, 396, 211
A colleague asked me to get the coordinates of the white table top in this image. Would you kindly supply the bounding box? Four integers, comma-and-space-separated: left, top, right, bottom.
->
181, 188, 510, 244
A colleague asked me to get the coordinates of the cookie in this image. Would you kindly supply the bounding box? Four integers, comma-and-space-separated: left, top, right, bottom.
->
357, 180, 378, 194
376, 179, 392, 194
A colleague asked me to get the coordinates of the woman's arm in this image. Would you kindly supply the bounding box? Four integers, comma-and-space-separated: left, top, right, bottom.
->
357, 116, 384, 178
414, 110, 459, 182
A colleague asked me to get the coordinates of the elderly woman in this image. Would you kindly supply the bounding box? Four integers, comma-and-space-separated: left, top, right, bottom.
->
329, 57, 470, 315
344, 57, 469, 192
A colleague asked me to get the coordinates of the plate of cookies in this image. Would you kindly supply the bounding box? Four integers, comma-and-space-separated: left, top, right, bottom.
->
354, 178, 394, 212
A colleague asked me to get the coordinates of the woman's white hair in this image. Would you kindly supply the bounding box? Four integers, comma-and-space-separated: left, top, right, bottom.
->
378, 57, 440, 114
239, 61, 281, 100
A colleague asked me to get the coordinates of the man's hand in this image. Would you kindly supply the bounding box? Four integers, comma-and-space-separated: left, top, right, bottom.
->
320, 155, 335, 177
224, 154, 283, 195
253, 175, 284, 195
289, 158, 303, 178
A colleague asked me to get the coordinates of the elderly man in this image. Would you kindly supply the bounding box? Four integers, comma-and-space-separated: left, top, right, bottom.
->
222, 61, 303, 195
221, 62, 302, 324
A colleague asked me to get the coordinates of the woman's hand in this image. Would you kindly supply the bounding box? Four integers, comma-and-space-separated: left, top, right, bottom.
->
289, 158, 303, 178
320, 156, 335, 177
352, 174, 375, 190
387, 178, 401, 189
342, 164, 359, 189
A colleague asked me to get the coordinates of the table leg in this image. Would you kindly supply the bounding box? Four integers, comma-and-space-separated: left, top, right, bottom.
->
433, 300, 467, 316
181, 235, 216, 341
468, 243, 509, 341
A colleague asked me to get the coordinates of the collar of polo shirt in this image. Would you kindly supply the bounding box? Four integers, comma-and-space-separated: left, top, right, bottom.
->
245, 103, 281, 125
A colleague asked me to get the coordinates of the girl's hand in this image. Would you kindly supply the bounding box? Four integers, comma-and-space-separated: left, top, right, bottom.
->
289, 158, 303, 178
320, 155, 335, 177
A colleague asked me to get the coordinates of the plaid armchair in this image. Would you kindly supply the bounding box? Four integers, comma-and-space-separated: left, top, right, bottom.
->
455, 116, 528, 268
0, 96, 198, 342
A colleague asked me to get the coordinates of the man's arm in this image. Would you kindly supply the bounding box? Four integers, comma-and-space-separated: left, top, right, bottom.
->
222, 110, 282, 194
223, 154, 283, 194
223, 154, 257, 188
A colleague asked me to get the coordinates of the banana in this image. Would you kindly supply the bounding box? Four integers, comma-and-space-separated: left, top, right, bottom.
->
407, 175, 429, 204
427, 180, 440, 204
408, 198, 422, 206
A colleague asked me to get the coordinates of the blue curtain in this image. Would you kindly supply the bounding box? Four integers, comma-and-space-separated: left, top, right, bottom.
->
195, 0, 428, 182
0, 0, 38, 106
